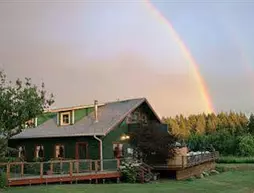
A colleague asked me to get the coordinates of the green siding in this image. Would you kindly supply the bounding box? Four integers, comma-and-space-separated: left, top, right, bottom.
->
9, 137, 99, 161
102, 120, 131, 159
74, 107, 93, 123
37, 112, 57, 126
102, 102, 161, 160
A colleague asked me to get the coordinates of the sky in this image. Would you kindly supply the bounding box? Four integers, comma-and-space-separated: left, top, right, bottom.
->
0, 0, 254, 117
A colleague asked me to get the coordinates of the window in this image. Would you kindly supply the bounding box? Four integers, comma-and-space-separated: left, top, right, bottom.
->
61, 112, 71, 125
142, 114, 148, 124
133, 111, 140, 122
35, 145, 44, 158
113, 143, 123, 158
18, 146, 26, 159
55, 144, 65, 158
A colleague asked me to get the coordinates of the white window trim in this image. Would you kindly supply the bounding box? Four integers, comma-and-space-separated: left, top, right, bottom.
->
55, 144, 65, 158
35, 145, 44, 158
60, 112, 71, 126
18, 146, 25, 158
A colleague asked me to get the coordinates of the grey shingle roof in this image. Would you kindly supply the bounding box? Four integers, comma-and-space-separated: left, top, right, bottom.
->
11, 98, 157, 139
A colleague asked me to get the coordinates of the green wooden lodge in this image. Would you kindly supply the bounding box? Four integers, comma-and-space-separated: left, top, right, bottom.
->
9, 98, 165, 164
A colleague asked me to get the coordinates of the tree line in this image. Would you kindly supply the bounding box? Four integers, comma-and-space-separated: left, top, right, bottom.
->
163, 113, 254, 156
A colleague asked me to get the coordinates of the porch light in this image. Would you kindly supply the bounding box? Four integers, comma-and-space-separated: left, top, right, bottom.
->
120, 134, 130, 141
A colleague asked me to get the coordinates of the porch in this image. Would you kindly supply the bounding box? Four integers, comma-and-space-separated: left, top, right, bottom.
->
0, 159, 121, 186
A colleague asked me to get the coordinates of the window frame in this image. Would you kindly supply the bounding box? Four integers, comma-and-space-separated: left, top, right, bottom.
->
60, 112, 71, 126
34, 144, 44, 159
17, 145, 26, 159
54, 144, 65, 159
112, 142, 124, 158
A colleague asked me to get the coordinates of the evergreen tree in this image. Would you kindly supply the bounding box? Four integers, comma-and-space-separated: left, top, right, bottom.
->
195, 114, 206, 134
248, 114, 254, 134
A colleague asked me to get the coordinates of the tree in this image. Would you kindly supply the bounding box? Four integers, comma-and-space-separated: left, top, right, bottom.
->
248, 114, 254, 134
195, 114, 206, 134
0, 70, 54, 159
129, 123, 177, 164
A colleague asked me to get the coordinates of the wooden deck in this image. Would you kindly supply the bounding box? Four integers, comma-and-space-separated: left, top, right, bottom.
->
152, 151, 219, 171
0, 159, 121, 186
8, 171, 120, 186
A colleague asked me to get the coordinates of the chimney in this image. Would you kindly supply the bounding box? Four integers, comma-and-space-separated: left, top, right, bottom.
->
94, 100, 98, 122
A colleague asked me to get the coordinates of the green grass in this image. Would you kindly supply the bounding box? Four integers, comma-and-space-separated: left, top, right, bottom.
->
217, 156, 254, 164
216, 163, 254, 172
4, 170, 254, 193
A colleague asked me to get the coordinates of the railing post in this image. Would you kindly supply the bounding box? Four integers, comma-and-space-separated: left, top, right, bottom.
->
89, 160, 92, 171
50, 162, 53, 174
117, 159, 120, 169
76, 160, 79, 173
95, 160, 98, 173
40, 162, 43, 178
21, 162, 24, 177
6, 163, 10, 180
69, 161, 73, 177
60, 160, 63, 172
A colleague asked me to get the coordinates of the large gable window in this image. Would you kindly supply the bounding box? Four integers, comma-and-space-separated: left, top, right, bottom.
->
61, 112, 71, 125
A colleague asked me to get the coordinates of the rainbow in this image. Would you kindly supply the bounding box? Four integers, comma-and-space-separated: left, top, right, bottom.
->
144, 0, 215, 113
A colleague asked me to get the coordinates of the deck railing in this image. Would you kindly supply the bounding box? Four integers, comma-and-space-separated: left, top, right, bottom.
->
0, 159, 121, 180
168, 151, 219, 168
152, 151, 219, 170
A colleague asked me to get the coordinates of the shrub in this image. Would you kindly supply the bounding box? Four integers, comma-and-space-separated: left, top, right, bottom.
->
217, 156, 254, 164
0, 171, 7, 188
187, 129, 239, 156
119, 160, 138, 183
237, 134, 254, 156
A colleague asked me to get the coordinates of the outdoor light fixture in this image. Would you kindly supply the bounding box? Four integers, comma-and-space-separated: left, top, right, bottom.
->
120, 134, 130, 141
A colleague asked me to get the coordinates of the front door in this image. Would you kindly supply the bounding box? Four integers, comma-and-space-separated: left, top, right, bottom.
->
75, 142, 88, 159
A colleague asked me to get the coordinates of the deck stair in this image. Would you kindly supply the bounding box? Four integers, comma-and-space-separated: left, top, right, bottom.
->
136, 162, 155, 183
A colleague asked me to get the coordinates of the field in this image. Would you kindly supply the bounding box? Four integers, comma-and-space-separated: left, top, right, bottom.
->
3, 168, 254, 193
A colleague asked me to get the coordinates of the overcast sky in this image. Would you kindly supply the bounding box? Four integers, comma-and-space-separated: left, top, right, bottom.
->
1, 0, 254, 117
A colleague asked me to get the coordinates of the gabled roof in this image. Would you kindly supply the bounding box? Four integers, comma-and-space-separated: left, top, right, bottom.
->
11, 98, 161, 139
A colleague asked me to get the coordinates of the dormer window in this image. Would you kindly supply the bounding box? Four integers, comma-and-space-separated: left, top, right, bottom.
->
60, 112, 71, 125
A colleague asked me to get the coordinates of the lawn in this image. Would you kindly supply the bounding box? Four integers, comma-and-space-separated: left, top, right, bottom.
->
3, 169, 254, 193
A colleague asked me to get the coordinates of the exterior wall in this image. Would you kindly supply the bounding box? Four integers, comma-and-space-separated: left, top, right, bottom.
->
102, 120, 130, 159
36, 107, 94, 127
37, 112, 57, 126
74, 107, 93, 123
9, 136, 99, 162
102, 102, 161, 160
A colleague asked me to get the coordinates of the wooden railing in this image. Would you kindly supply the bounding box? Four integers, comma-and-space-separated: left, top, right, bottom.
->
151, 151, 219, 170
167, 151, 219, 168
186, 151, 219, 167
0, 159, 120, 180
